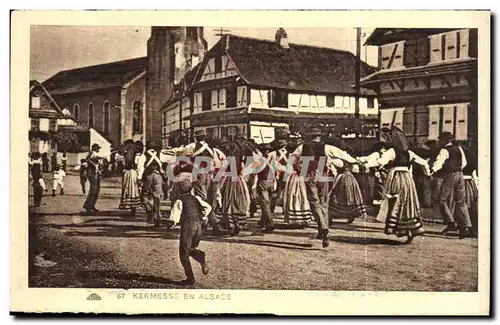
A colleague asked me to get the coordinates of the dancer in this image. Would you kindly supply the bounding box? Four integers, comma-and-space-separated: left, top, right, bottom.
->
170, 178, 211, 285
269, 139, 289, 213
118, 139, 142, 215
430, 132, 473, 238
30, 152, 47, 207
142, 149, 166, 228
462, 146, 478, 237
290, 127, 359, 248
216, 137, 251, 236
362, 127, 428, 244
51, 164, 66, 196
283, 137, 314, 228
328, 158, 367, 225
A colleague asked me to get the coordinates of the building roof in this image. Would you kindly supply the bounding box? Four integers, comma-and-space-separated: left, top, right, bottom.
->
215, 34, 377, 95
29, 80, 69, 120
43, 57, 148, 95
364, 28, 458, 46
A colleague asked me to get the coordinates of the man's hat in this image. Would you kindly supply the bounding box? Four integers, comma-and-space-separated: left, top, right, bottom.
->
259, 143, 273, 151
438, 132, 454, 142
91, 143, 101, 151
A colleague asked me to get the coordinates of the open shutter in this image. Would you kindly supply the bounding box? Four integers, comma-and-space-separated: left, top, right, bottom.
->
380, 44, 393, 69
442, 105, 454, 133
300, 94, 310, 110
455, 104, 468, 140
445, 31, 458, 60
218, 88, 226, 109
260, 90, 269, 107
430, 34, 442, 63
193, 92, 200, 112
221, 55, 229, 76
380, 108, 404, 130
459, 29, 470, 58
428, 105, 440, 140
288, 94, 300, 109
310, 95, 319, 110
334, 96, 343, 109
317, 95, 327, 110
250, 89, 261, 105
208, 59, 215, 79
211, 90, 218, 109
393, 42, 404, 68
237, 86, 247, 107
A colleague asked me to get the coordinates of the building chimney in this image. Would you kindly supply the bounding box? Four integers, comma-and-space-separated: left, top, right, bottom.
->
275, 28, 289, 49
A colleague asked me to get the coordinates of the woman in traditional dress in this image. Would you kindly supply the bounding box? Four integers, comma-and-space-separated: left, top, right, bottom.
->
462, 146, 479, 238
328, 157, 367, 225
118, 139, 142, 215
282, 138, 314, 228
362, 127, 429, 244
216, 136, 251, 236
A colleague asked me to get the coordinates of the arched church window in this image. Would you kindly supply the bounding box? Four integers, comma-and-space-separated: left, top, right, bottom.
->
133, 101, 142, 134
73, 103, 80, 121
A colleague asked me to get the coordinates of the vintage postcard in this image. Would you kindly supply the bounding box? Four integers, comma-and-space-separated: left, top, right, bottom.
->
10, 10, 490, 315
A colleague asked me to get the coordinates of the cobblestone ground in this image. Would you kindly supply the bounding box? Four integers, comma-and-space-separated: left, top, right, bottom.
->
28, 172, 478, 291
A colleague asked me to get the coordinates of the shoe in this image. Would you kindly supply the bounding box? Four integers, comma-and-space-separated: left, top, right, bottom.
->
264, 226, 275, 233
347, 217, 355, 224
405, 235, 414, 244
90, 207, 99, 212
181, 278, 196, 286
321, 229, 330, 248
231, 227, 240, 236
201, 253, 209, 275
60, 190, 64, 195
441, 223, 457, 235
459, 228, 472, 239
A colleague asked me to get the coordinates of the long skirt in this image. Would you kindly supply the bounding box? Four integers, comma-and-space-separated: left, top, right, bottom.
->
329, 172, 367, 221
119, 169, 141, 209
464, 177, 478, 235
377, 168, 425, 238
283, 172, 313, 226
218, 175, 251, 230
414, 173, 432, 208
353, 172, 372, 205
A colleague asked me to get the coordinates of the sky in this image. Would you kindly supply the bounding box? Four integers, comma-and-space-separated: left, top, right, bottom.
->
30, 26, 378, 82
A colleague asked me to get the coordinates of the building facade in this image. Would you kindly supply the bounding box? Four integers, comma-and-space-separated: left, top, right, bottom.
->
360, 28, 478, 147
29, 80, 77, 154
160, 31, 380, 147
42, 27, 208, 150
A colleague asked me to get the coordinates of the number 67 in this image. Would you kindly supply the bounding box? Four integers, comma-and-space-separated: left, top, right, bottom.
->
117, 293, 125, 299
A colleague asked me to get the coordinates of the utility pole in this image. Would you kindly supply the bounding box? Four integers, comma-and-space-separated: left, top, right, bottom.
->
354, 27, 361, 138
213, 27, 231, 38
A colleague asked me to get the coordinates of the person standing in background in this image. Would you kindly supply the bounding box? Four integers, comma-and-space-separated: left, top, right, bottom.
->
61, 151, 67, 172
83, 143, 106, 213
51, 153, 58, 172
41, 153, 49, 173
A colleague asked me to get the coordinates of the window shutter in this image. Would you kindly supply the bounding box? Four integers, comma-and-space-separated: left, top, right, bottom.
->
310, 95, 319, 110
221, 55, 229, 75
288, 94, 300, 109
260, 90, 269, 107
381, 45, 393, 69
218, 88, 226, 109
459, 29, 470, 58
208, 59, 215, 77
31, 97, 41, 109
300, 94, 310, 109
193, 92, 199, 111
349, 96, 356, 111
428, 105, 440, 140
334, 96, 343, 109
442, 105, 454, 133
318, 95, 327, 109
393, 42, 404, 68
250, 89, 261, 105
237, 86, 247, 106
211, 90, 218, 109
455, 103, 468, 141
430, 35, 442, 63
445, 31, 458, 60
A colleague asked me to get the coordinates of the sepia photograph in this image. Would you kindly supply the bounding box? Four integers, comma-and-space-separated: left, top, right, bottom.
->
11, 10, 491, 315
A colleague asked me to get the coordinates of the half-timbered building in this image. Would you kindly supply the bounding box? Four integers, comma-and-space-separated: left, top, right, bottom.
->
360, 28, 478, 146
161, 30, 380, 147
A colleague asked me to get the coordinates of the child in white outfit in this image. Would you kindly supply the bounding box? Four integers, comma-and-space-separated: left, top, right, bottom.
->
52, 164, 66, 196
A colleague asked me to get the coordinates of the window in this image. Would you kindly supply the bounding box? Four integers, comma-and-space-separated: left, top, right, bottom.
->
73, 104, 80, 121
380, 108, 404, 130
193, 92, 203, 112
186, 27, 198, 39
226, 87, 237, 108
429, 29, 470, 63
103, 102, 110, 134
367, 97, 375, 109
133, 101, 142, 134
49, 119, 57, 132
30, 119, 40, 131
250, 89, 269, 108
88, 103, 94, 128
31, 97, 40, 109
326, 95, 335, 108
427, 103, 469, 140
236, 86, 248, 107
273, 89, 288, 108
202, 91, 211, 111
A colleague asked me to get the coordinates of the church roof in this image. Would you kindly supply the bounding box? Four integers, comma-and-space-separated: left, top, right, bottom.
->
43, 57, 148, 95
210, 34, 378, 95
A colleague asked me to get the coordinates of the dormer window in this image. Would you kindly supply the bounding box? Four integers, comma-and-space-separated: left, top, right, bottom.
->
31, 96, 40, 109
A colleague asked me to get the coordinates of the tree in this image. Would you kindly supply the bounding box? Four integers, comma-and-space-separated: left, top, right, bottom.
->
53, 131, 79, 152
